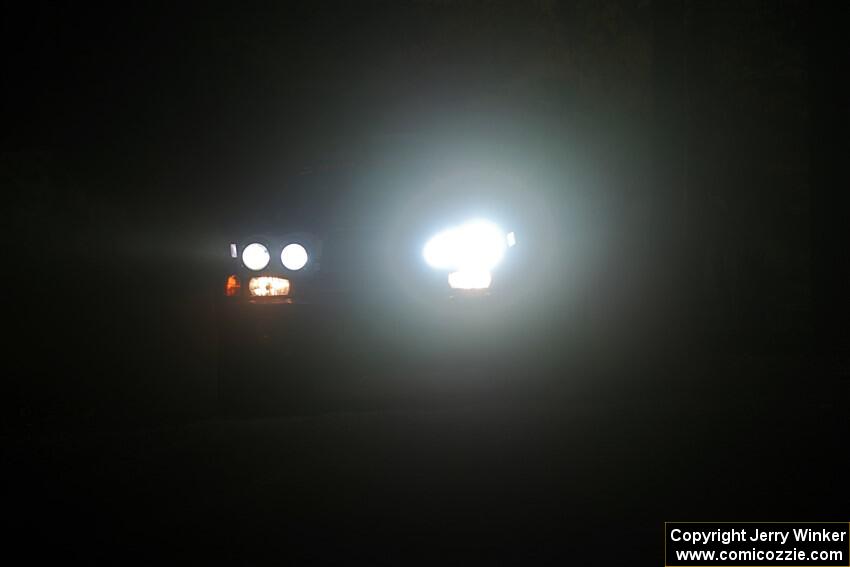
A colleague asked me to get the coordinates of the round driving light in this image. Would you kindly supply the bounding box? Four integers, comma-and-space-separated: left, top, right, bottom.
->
281, 243, 308, 270
242, 243, 270, 271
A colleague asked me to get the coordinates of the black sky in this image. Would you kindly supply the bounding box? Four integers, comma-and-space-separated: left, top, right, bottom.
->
4, 0, 848, 423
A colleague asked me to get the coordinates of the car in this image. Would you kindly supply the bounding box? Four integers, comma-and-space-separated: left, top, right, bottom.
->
214, 150, 562, 415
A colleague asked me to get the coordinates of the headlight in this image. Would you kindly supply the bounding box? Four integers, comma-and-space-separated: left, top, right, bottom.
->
242, 243, 270, 271
248, 276, 290, 297
281, 243, 308, 271
448, 270, 492, 290
423, 219, 508, 291
423, 219, 506, 271
423, 219, 509, 291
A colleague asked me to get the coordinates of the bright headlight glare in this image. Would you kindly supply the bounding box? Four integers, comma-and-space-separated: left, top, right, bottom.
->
423, 229, 454, 269
423, 219, 506, 271
448, 270, 492, 290
281, 243, 308, 270
248, 276, 290, 297
242, 243, 270, 271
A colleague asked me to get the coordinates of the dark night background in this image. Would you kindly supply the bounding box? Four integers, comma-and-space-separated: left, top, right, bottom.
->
3, 1, 848, 564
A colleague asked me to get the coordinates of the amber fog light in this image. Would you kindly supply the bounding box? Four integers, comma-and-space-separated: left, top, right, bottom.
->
248, 276, 291, 297
225, 274, 241, 296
